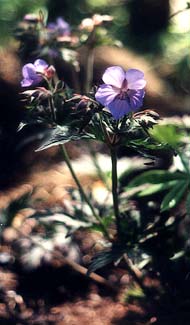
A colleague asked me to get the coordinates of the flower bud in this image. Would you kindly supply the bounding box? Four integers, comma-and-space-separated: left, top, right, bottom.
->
44, 65, 56, 79
21, 87, 52, 101
79, 18, 94, 32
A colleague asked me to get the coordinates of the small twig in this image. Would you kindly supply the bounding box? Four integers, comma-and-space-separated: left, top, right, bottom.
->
52, 249, 117, 291
12, 227, 116, 292
123, 253, 147, 294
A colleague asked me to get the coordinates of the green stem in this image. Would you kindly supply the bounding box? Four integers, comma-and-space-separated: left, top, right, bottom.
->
110, 146, 122, 239
60, 145, 110, 240
89, 144, 110, 190
49, 96, 56, 122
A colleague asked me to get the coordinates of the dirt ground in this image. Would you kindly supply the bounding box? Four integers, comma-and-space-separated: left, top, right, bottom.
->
0, 143, 189, 325
0, 143, 160, 325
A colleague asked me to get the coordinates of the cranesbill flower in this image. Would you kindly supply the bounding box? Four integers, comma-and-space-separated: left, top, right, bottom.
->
95, 66, 146, 120
21, 59, 55, 87
47, 17, 71, 37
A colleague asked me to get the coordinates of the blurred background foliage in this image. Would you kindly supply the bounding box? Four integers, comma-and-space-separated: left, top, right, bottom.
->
0, 0, 189, 106
0, 0, 46, 44
1, 0, 190, 59
0, 0, 189, 54
1, 0, 190, 124
0, 0, 175, 50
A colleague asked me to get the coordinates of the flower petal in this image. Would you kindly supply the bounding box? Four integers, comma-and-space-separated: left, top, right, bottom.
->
21, 64, 42, 87
95, 84, 119, 106
56, 17, 71, 35
128, 89, 145, 110
102, 66, 125, 88
21, 78, 33, 87
22, 64, 36, 79
21, 75, 43, 87
108, 98, 131, 120
34, 59, 48, 73
126, 69, 146, 89
47, 22, 57, 30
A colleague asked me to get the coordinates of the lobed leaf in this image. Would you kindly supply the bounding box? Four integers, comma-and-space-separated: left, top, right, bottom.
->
160, 180, 188, 212
150, 124, 183, 148
137, 180, 178, 197
35, 125, 94, 151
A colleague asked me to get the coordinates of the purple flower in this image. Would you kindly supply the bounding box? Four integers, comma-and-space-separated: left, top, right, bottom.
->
47, 17, 70, 37
95, 66, 146, 120
21, 59, 49, 87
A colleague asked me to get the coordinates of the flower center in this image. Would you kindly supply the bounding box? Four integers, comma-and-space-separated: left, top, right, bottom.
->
118, 79, 129, 100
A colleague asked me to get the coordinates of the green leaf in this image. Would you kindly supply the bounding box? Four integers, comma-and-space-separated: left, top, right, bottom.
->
36, 125, 94, 151
127, 170, 186, 189
125, 285, 145, 302
124, 134, 173, 160
150, 124, 183, 147
137, 180, 178, 197
170, 251, 184, 260
177, 151, 190, 174
88, 113, 107, 142
160, 180, 188, 212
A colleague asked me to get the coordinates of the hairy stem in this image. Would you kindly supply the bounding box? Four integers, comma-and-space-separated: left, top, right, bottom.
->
89, 144, 110, 190
110, 146, 122, 238
60, 145, 110, 240
48, 96, 56, 122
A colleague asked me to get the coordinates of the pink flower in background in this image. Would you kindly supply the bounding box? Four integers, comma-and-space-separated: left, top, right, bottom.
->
24, 13, 39, 23
79, 14, 113, 32
95, 66, 146, 120
21, 59, 55, 87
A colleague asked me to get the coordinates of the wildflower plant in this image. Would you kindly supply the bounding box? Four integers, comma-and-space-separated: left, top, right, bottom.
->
19, 43, 170, 282
16, 10, 186, 297
2, 7, 190, 322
